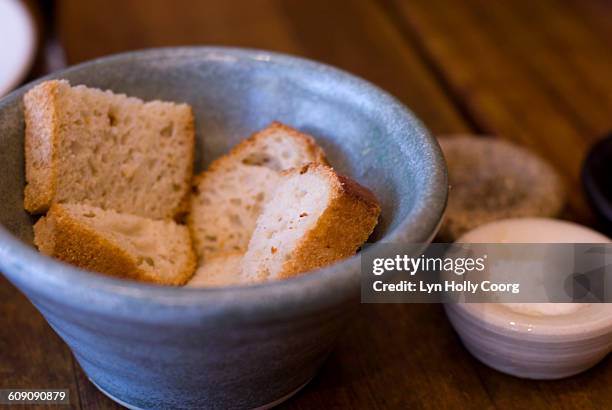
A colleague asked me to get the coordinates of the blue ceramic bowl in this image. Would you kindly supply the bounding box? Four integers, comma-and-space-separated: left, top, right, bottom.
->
0, 47, 447, 409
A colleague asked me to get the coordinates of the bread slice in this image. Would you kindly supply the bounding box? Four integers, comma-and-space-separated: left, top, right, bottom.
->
189, 122, 327, 262
33, 203, 195, 285
186, 252, 243, 288
24, 80, 195, 219
241, 163, 381, 282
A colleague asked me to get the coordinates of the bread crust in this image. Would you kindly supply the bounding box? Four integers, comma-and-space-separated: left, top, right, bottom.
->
279, 164, 381, 279
34, 204, 195, 285
24, 80, 62, 213
190, 121, 328, 191
189, 122, 329, 260
173, 104, 196, 221
23, 80, 196, 220
207, 121, 328, 173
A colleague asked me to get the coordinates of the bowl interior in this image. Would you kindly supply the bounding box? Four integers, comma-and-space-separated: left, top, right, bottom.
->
0, 48, 446, 294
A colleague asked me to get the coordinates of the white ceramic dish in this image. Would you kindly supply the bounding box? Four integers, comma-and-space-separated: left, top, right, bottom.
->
446, 218, 612, 379
0, 0, 36, 96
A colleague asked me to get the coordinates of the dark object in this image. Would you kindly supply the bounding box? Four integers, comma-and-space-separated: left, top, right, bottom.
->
582, 133, 612, 235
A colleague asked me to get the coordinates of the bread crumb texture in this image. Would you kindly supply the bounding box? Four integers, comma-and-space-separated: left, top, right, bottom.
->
33, 203, 195, 285
187, 252, 243, 288
241, 163, 380, 283
189, 121, 328, 262
24, 80, 195, 219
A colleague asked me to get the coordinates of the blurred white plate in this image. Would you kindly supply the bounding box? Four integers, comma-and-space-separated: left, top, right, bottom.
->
0, 0, 36, 96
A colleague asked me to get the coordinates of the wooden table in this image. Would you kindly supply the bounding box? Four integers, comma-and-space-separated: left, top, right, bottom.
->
3, 0, 612, 408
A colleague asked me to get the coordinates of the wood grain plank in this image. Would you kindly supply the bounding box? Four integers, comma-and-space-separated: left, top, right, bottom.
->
384, 1, 612, 408
56, 0, 468, 135
571, 0, 612, 42
72, 364, 122, 410
274, 0, 469, 135
465, 0, 612, 138
0, 276, 81, 410
283, 304, 495, 410
57, 0, 301, 61
386, 0, 605, 225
